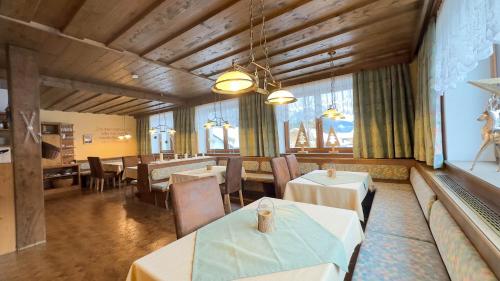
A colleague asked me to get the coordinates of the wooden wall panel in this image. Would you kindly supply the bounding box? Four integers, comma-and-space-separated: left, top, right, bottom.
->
6, 45, 46, 249
0, 163, 16, 255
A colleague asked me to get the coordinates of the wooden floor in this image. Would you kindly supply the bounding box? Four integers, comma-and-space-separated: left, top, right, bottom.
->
0, 187, 176, 281
0, 186, 373, 281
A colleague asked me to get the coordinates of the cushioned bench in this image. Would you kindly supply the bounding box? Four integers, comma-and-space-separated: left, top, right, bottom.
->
353, 168, 496, 281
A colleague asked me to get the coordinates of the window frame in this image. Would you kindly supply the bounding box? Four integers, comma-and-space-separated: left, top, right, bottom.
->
284, 119, 353, 155
205, 127, 240, 154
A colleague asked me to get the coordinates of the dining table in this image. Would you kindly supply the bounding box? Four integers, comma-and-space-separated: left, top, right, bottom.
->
283, 170, 374, 221
102, 161, 123, 174
168, 165, 246, 185
126, 198, 364, 281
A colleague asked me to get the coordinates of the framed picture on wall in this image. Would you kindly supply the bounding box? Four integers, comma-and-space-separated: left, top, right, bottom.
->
83, 134, 92, 144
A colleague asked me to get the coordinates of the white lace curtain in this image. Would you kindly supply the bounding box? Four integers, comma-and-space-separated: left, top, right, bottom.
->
434, 0, 500, 94
195, 98, 239, 153
275, 75, 353, 152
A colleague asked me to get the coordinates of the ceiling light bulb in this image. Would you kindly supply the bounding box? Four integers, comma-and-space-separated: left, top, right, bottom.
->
131, 74, 139, 79
118, 135, 125, 140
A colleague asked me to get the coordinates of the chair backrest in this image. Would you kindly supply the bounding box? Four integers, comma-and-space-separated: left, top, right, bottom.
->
270, 157, 291, 199
87, 157, 104, 178
223, 157, 242, 194
140, 155, 155, 164
171, 176, 225, 239
122, 156, 138, 168
285, 154, 300, 179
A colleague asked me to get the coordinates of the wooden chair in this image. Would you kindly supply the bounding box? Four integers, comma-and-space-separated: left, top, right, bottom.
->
171, 176, 225, 239
270, 157, 291, 199
285, 154, 301, 179
121, 156, 138, 194
220, 157, 243, 213
87, 157, 116, 192
140, 155, 155, 164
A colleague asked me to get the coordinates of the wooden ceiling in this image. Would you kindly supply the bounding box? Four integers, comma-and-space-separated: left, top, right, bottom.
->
0, 0, 434, 116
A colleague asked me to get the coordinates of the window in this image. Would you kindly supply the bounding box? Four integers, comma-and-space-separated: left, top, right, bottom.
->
195, 98, 239, 153
275, 75, 354, 153
149, 111, 174, 153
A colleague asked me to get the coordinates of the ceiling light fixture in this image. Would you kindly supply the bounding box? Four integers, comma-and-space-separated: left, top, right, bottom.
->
321, 51, 345, 119
131, 74, 139, 79
211, 0, 296, 105
204, 92, 231, 129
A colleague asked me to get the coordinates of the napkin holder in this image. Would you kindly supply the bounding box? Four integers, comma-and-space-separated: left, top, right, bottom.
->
257, 198, 275, 233
206, 164, 213, 171
159, 153, 164, 161
174, 154, 178, 159
184, 153, 188, 158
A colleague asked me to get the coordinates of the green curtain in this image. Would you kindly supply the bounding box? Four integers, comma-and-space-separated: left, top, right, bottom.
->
136, 116, 151, 155
173, 106, 198, 155
239, 93, 279, 157
414, 19, 444, 168
353, 64, 414, 159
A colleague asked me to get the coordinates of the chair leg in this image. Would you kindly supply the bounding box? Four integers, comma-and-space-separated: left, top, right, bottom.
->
165, 190, 169, 210
100, 178, 104, 192
89, 177, 94, 191
224, 194, 232, 213
94, 178, 99, 191
238, 189, 244, 207
112, 177, 116, 188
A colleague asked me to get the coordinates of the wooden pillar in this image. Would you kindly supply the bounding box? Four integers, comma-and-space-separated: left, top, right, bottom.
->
6, 45, 46, 249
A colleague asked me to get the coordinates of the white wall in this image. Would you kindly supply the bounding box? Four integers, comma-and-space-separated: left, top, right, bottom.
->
444, 58, 495, 161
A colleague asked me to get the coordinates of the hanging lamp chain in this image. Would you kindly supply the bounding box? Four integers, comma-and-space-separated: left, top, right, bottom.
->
329, 51, 336, 108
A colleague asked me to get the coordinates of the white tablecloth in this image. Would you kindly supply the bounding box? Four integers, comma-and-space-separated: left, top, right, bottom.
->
102, 161, 122, 174
168, 165, 246, 185
123, 166, 138, 180
283, 170, 374, 221
126, 198, 364, 281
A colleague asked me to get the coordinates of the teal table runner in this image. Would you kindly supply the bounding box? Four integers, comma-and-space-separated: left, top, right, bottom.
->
301, 172, 369, 190
192, 205, 348, 281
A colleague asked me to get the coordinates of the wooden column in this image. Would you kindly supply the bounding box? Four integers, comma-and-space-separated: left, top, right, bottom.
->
6, 45, 46, 249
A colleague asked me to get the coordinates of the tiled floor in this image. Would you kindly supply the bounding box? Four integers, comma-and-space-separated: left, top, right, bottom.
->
0, 187, 176, 281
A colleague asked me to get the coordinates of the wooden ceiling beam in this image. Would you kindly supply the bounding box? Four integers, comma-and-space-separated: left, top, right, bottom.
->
105, 0, 170, 46
139, 0, 242, 57
156, 0, 315, 64
185, 0, 378, 71
198, 4, 419, 77
273, 40, 411, 78
0, 0, 42, 22
410, 0, 433, 58
61, 93, 102, 111
0, 14, 214, 83
45, 90, 79, 109
282, 53, 411, 86
106, 101, 161, 115
98, 99, 151, 114
39, 75, 186, 105
277, 49, 409, 81
130, 104, 177, 116
206, 21, 415, 78
60, 0, 88, 34
83, 96, 135, 113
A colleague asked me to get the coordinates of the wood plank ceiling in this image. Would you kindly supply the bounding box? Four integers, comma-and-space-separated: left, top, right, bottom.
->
0, 0, 432, 116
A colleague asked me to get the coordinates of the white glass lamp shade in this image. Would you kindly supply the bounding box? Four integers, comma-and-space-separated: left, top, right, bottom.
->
212, 70, 257, 95
204, 119, 216, 128
149, 128, 158, 135
321, 106, 345, 119
117, 135, 125, 140
168, 129, 176, 135
265, 89, 297, 105
124, 133, 132, 140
